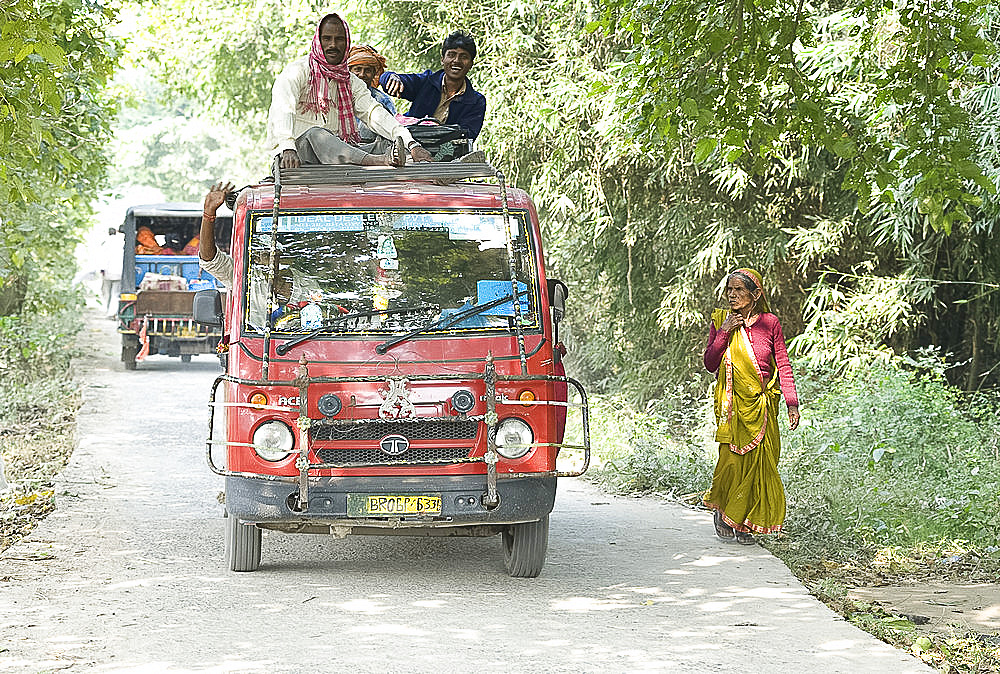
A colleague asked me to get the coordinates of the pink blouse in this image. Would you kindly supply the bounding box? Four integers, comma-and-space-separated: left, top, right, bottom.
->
703, 313, 799, 409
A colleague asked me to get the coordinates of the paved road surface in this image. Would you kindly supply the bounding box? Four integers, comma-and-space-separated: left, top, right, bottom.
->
0, 312, 931, 673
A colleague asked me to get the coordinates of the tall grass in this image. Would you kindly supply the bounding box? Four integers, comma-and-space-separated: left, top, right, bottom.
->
590, 359, 1000, 572
0, 283, 84, 551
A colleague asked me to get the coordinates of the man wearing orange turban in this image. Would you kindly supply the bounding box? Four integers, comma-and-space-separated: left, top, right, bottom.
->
346, 45, 396, 115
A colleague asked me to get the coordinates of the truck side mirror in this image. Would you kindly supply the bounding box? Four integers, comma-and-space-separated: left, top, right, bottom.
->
547, 279, 568, 323
193, 289, 223, 327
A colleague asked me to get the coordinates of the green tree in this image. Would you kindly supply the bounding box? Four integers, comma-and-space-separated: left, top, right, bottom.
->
107, 67, 260, 201
1, 0, 120, 312
132, 0, 1000, 394
597, 0, 997, 233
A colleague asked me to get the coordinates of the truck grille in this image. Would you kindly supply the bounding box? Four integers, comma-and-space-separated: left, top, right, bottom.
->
315, 446, 472, 465
309, 419, 479, 442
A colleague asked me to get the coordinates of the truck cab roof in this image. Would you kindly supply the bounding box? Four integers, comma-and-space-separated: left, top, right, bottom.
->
241, 162, 533, 212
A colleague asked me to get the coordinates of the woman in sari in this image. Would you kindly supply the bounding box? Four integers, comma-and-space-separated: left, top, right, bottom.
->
703, 269, 800, 544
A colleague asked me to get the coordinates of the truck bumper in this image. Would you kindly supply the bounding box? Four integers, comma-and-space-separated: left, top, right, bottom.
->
225, 474, 556, 529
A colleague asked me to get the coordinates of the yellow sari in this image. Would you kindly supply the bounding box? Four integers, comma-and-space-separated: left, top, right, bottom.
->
704, 309, 785, 534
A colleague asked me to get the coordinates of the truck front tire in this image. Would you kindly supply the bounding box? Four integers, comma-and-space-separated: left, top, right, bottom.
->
225, 511, 262, 572
502, 515, 549, 578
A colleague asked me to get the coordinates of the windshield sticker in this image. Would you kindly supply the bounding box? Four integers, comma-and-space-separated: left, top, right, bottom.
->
388, 213, 449, 231
362, 211, 521, 243
446, 214, 519, 241
255, 213, 365, 233
379, 258, 399, 270
376, 235, 398, 258
477, 280, 530, 316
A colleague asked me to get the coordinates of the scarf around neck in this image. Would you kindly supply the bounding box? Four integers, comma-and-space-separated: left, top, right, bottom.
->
304, 13, 360, 144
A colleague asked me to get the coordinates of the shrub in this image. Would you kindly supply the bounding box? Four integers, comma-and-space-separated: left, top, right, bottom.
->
591, 359, 1000, 561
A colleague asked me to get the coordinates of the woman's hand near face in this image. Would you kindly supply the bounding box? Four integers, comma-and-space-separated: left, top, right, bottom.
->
720, 312, 744, 333
788, 406, 800, 430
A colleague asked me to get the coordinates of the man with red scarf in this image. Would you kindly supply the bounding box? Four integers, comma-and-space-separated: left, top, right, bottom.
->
267, 13, 432, 169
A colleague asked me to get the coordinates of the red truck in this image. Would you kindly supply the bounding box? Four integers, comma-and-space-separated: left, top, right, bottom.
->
194, 161, 589, 576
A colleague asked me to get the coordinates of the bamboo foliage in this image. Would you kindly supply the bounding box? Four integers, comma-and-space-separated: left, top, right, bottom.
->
136, 0, 1000, 394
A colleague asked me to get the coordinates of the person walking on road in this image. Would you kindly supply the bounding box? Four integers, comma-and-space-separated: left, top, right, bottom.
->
702, 268, 800, 545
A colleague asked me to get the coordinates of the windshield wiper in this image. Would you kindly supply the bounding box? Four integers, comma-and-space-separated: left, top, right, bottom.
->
375, 291, 524, 355
275, 305, 439, 356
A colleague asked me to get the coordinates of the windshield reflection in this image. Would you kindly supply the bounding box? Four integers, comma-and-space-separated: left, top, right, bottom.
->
243, 210, 538, 334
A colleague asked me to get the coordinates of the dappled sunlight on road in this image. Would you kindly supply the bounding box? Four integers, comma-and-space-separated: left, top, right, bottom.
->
0, 313, 932, 673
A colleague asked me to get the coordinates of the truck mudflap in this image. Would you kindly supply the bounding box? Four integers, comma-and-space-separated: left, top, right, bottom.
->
205, 355, 590, 515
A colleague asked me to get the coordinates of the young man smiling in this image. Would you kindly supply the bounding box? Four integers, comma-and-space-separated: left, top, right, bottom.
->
380, 31, 487, 141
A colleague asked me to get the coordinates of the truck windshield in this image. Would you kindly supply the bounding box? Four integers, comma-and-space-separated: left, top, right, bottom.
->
243, 209, 539, 334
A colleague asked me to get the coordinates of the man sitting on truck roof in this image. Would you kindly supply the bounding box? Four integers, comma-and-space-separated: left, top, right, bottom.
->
379, 31, 487, 141
346, 45, 395, 115
267, 12, 433, 169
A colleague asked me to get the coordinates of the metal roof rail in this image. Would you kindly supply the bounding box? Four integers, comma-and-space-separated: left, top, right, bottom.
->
275, 162, 498, 186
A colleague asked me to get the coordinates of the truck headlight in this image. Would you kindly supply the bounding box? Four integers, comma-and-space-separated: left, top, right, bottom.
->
493, 417, 533, 459
252, 420, 294, 461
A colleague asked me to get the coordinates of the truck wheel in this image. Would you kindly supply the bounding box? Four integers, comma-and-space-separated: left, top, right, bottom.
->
502, 515, 548, 578
181, 354, 192, 363
121, 336, 139, 371
225, 511, 261, 572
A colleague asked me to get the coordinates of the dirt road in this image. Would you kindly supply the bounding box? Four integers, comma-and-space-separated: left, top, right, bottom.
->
0, 312, 932, 673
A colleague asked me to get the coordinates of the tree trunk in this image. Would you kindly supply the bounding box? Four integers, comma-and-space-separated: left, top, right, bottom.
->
965, 317, 980, 392
0, 273, 27, 316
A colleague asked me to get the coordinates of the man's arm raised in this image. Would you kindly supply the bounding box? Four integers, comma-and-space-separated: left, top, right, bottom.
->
199, 181, 236, 288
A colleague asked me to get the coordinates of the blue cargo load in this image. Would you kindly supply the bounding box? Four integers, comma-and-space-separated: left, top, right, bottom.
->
135, 255, 225, 290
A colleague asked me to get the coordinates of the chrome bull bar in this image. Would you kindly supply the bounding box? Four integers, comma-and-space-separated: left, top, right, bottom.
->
205, 355, 590, 512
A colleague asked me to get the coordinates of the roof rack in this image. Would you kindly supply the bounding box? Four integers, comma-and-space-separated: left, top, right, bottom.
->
275, 162, 498, 186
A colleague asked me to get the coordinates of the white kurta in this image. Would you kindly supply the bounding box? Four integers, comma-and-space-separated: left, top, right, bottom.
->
266, 55, 414, 155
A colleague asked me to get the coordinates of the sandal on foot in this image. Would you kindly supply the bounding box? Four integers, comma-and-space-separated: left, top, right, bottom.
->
735, 531, 756, 545
386, 136, 406, 167
456, 150, 486, 164
714, 511, 734, 540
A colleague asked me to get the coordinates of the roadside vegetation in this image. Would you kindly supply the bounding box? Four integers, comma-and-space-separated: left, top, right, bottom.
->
5, 0, 1000, 670
1, 0, 116, 551
0, 288, 83, 552
588, 355, 1000, 671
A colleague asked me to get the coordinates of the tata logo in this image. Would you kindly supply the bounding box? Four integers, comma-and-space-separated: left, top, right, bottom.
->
379, 434, 409, 456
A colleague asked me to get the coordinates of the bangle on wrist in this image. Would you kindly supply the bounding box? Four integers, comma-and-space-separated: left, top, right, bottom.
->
407, 140, 421, 150
203, 212, 216, 220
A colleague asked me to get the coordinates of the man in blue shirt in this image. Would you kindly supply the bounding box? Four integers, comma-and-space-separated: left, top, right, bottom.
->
380, 31, 487, 141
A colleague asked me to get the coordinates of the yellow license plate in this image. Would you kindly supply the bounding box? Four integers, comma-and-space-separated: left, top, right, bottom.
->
351, 494, 442, 516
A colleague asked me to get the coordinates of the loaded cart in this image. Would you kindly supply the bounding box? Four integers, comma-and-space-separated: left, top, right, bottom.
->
115, 203, 232, 369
